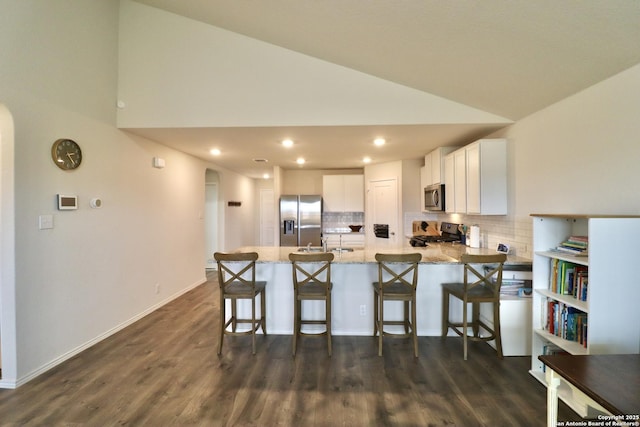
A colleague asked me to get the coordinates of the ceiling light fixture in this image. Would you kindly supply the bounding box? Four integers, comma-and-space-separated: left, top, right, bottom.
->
263, 173, 270, 179
374, 138, 386, 146
363, 157, 372, 164
296, 157, 305, 165
282, 139, 294, 147
210, 148, 221, 156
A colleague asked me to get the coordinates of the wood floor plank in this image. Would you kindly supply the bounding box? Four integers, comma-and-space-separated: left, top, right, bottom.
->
0, 271, 583, 426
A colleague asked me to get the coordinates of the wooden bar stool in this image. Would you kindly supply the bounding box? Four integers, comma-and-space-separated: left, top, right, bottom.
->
289, 252, 334, 356
372, 252, 422, 357
214, 251, 267, 355
441, 253, 506, 360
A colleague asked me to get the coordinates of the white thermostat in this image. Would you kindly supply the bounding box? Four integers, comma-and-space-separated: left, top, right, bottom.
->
57, 194, 78, 210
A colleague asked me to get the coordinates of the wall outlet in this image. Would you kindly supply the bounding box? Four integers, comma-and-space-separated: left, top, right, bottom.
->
155, 283, 160, 294
359, 305, 366, 316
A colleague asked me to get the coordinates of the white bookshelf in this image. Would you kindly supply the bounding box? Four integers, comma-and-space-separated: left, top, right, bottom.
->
530, 214, 640, 417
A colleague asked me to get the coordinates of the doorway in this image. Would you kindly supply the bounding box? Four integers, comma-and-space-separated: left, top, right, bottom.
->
205, 170, 220, 269
367, 178, 399, 248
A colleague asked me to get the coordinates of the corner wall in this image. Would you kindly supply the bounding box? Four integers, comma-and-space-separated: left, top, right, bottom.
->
0, 0, 256, 387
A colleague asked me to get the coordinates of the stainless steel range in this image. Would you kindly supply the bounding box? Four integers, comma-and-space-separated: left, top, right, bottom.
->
409, 221, 463, 247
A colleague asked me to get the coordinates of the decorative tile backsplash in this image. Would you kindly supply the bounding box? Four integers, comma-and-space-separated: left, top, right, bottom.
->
323, 212, 365, 233
404, 212, 533, 259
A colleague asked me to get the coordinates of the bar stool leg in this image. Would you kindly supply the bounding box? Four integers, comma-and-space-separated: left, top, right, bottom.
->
218, 293, 225, 355
441, 290, 449, 338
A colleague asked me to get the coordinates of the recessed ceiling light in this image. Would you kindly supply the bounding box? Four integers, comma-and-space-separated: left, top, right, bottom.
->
282, 139, 294, 147
363, 157, 372, 164
374, 138, 386, 146
263, 173, 270, 179
296, 157, 305, 165
210, 148, 221, 156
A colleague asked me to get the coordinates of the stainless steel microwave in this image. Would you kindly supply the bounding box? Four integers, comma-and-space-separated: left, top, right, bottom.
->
424, 183, 445, 211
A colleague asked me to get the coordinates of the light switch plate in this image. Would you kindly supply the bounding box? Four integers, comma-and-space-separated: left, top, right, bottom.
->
39, 214, 53, 230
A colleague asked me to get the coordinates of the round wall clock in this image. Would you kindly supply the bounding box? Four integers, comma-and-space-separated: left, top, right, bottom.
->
51, 138, 82, 170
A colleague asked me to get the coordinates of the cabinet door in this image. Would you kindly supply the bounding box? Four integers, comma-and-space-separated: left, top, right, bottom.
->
343, 175, 364, 211
322, 175, 344, 212
444, 154, 455, 213
430, 149, 441, 184
453, 149, 467, 213
466, 143, 481, 214
423, 153, 433, 186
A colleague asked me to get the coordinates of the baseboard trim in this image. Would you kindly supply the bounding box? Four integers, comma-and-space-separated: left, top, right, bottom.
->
7, 276, 206, 389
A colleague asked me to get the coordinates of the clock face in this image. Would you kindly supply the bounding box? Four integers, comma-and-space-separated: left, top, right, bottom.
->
52, 139, 82, 170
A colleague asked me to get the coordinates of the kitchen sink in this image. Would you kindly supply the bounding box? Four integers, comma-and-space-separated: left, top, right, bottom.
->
297, 247, 325, 252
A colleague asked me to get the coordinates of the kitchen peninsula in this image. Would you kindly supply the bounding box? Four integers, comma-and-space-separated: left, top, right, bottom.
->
228, 244, 531, 349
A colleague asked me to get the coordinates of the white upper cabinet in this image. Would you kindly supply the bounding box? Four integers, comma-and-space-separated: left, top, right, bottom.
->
423, 147, 459, 187
444, 138, 507, 215
453, 148, 467, 214
465, 138, 507, 215
323, 175, 364, 212
444, 154, 456, 213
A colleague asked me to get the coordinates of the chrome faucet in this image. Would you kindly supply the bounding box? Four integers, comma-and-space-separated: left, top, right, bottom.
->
307, 242, 312, 251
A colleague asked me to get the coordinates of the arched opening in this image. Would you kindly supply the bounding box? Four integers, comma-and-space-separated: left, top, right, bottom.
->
0, 102, 17, 388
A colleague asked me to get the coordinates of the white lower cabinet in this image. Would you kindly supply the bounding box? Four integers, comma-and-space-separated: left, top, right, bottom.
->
480, 297, 532, 356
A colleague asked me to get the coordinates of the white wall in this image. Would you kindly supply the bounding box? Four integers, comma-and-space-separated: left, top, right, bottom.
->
501, 63, 640, 216
414, 65, 640, 257
116, 0, 510, 129
0, 0, 257, 387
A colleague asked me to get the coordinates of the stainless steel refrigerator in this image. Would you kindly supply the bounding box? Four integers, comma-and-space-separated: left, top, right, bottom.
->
280, 195, 322, 247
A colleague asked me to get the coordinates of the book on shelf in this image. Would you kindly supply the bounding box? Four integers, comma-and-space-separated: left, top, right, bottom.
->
548, 259, 588, 301
543, 297, 588, 347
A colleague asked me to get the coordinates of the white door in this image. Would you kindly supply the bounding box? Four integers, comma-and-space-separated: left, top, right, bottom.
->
259, 189, 275, 246
368, 178, 399, 248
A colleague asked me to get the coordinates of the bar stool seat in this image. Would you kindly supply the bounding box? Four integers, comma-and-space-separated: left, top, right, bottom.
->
214, 251, 267, 355
441, 253, 506, 360
289, 252, 334, 356
372, 252, 422, 357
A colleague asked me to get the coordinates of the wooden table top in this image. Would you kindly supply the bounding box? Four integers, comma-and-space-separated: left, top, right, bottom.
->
538, 354, 640, 416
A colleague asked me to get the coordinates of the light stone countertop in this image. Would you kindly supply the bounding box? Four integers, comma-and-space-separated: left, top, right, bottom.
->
232, 243, 531, 265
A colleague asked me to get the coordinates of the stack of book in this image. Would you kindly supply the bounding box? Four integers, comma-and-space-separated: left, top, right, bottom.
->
555, 235, 588, 256
499, 278, 532, 297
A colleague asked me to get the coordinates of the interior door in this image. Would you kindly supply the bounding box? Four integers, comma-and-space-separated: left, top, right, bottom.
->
368, 178, 399, 248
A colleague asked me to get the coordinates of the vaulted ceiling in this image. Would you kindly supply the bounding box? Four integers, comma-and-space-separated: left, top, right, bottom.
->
129, 1, 640, 177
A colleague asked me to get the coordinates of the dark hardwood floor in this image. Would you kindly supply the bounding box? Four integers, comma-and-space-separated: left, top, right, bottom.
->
0, 271, 582, 426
